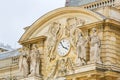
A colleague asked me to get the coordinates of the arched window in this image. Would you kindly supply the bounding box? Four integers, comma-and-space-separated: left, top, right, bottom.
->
100, 2, 102, 6
102, 2, 104, 6
87, 6, 89, 9
97, 3, 99, 7
105, 1, 107, 6
92, 5, 94, 8
95, 4, 97, 8
89, 5, 91, 9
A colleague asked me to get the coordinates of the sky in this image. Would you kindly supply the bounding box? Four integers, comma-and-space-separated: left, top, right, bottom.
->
0, 0, 65, 49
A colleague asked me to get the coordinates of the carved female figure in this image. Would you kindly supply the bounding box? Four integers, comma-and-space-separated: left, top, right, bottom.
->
29, 44, 41, 77
90, 28, 102, 64
76, 29, 87, 66
19, 47, 29, 78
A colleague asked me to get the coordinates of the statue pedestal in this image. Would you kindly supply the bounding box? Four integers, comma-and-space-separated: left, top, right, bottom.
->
20, 76, 43, 80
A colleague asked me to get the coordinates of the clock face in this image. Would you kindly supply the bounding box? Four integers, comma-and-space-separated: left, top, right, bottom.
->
57, 39, 70, 56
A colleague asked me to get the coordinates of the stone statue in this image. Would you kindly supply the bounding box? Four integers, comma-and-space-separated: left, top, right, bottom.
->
29, 44, 41, 77
46, 60, 58, 80
66, 58, 74, 74
76, 29, 87, 66
19, 47, 29, 78
66, 17, 86, 50
57, 59, 67, 77
114, 0, 120, 7
47, 22, 61, 61
76, 17, 85, 26
90, 28, 102, 64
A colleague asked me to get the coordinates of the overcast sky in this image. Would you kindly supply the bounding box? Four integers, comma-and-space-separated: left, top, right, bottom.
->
0, 0, 65, 49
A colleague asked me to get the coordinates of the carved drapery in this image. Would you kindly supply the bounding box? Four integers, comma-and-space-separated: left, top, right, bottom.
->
19, 39, 45, 79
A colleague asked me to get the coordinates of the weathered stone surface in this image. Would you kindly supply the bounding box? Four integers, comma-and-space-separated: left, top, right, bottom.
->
20, 76, 43, 80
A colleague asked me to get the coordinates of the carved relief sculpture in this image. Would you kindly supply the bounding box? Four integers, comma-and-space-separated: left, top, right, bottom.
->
57, 59, 67, 78
76, 17, 85, 26
89, 28, 102, 64
46, 61, 58, 80
29, 44, 41, 77
66, 58, 74, 74
47, 22, 61, 61
66, 17, 77, 36
19, 47, 29, 78
66, 17, 77, 49
65, 17, 85, 50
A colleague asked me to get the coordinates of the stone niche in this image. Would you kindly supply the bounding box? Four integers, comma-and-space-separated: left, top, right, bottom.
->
18, 36, 46, 80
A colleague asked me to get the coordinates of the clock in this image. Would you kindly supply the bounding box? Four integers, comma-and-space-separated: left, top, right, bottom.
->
57, 39, 71, 56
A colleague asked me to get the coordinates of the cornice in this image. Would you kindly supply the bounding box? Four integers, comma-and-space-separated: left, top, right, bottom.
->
19, 36, 46, 45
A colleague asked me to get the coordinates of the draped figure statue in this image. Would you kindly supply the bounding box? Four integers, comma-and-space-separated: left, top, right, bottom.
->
75, 28, 88, 66
29, 44, 41, 77
19, 47, 29, 78
90, 28, 102, 64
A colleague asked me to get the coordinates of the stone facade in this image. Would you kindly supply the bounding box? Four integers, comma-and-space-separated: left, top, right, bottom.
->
1, 1, 120, 80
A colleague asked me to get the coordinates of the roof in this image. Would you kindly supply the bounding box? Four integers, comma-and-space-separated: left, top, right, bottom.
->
66, 0, 97, 7
0, 43, 13, 51
0, 49, 20, 60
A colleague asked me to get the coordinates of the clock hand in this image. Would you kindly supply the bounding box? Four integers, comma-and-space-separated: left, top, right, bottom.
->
60, 42, 68, 50
60, 42, 64, 48
64, 46, 68, 50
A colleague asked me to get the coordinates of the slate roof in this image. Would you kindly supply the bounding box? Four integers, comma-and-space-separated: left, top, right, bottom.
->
0, 43, 13, 51
66, 0, 97, 6
0, 49, 20, 60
